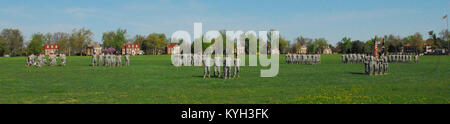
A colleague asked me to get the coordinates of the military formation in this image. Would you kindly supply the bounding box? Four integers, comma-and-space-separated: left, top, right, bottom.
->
203, 55, 241, 79
285, 54, 321, 65
345, 54, 421, 75
173, 54, 241, 79
26, 53, 66, 67
342, 54, 367, 64
92, 52, 131, 67
387, 54, 417, 63
364, 54, 389, 75
343, 54, 419, 64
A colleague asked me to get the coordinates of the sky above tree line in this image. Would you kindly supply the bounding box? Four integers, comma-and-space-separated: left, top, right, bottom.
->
0, 0, 448, 45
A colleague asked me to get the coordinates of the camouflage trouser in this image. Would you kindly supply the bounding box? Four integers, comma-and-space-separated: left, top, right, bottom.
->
384, 63, 388, 73
214, 66, 220, 77
374, 63, 379, 74
379, 63, 384, 75
234, 66, 240, 77
369, 63, 375, 75
92, 59, 96, 66
364, 63, 369, 74
204, 66, 210, 77
224, 66, 231, 78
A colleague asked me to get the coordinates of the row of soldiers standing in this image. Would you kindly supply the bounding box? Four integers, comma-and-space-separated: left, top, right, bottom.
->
27, 53, 66, 67
364, 55, 389, 75
343, 54, 419, 64
342, 54, 366, 64
202, 55, 241, 79
92, 52, 130, 67
387, 54, 419, 63
172, 54, 204, 66
285, 54, 321, 64
172, 54, 241, 79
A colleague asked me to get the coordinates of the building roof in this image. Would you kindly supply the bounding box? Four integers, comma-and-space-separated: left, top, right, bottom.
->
167, 44, 177, 48
44, 44, 59, 49
123, 44, 140, 49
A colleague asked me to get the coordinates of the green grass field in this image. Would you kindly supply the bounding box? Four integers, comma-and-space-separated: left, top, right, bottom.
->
0, 55, 448, 104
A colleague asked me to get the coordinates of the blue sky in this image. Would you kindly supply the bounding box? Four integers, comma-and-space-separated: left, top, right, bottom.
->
0, 0, 448, 45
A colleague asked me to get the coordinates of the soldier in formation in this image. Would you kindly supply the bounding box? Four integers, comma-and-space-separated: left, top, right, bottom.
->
60, 53, 66, 66
414, 54, 419, 63
386, 54, 413, 63
202, 54, 212, 79
202, 54, 241, 79
342, 54, 367, 64
27, 52, 67, 67
366, 54, 389, 76
285, 54, 321, 65
92, 52, 130, 67
27, 53, 36, 67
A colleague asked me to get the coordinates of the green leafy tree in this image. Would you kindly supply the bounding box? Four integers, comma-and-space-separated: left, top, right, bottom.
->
70, 28, 94, 56
133, 35, 146, 49
27, 33, 45, 55
0, 37, 9, 56
279, 36, 289, 54
404, 32, 424, 53
439, 29, 449, 50
143, 33, 167, 55
102, 29, 127, 52
341, 37, 352, 54
1, 29, 24, 56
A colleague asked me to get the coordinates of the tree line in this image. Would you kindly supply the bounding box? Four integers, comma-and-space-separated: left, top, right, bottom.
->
334, 30, 449, 54
0, 28, 448, 56
0, 28, 168, 56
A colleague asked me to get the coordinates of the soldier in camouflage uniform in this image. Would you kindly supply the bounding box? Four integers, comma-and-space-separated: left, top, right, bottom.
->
105, 53, 110, 67
60, 53, 66, 66
125, 54, 130, 66
214, 56, 221, 78
234, 55, 241, 78
415, 54, 419, 64
383, 55, 388, 74
203, 54, 211, 78
369, 55, 375, 75
379, 55, 385, 75
364, 54, 369, 74
224, 55, 232, 79
374, 56, 380, 75
92, 53, 97, 67
98, 53, 103, 66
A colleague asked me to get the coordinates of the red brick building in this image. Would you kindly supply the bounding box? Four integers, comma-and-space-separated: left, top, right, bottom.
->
86, 44, 102, 56
166, 44, 179, 55
122, 44, 142, 55
44, 44, 59, 56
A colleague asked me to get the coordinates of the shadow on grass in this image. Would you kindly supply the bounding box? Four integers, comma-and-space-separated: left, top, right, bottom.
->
350, 72, 366, 75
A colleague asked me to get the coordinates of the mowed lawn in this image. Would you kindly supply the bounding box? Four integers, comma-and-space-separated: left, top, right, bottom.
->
0, 55, 448, 104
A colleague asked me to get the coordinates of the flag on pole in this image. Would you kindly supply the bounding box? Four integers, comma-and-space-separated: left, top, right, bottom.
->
381, 38, 385, 56
443, 15, 448, 20
373, 38, 378, 57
